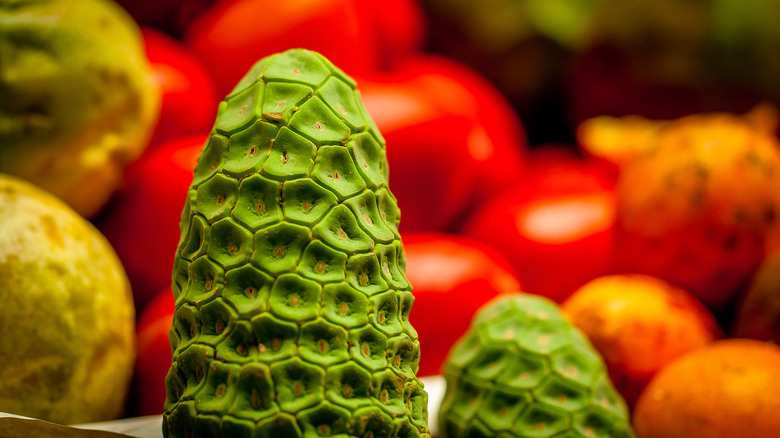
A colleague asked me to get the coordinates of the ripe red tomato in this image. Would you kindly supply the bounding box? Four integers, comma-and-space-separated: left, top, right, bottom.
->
356, 56, 527, 232
95, 134, 206, 312
354, 0, 426, 69
462, 147, 618, 303
357, 78, 480, 232
403, 232, 522, 376
183, 0, 381, 96
142, 27, 219, 146
391, 55, 529, 217
129, 288, 175, 416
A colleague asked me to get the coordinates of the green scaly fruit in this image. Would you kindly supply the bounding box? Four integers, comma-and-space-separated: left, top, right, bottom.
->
438, 294, 634, 438
163, 49, 430, 438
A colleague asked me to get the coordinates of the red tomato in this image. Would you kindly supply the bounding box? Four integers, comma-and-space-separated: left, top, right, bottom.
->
403, 232, 522, 376
354, 0, 427, 69
357, 77, 479, 232
462, 147, 618, 303
142, 27, 219, 146
391, 55, 529, 213
129, 288, 175, 416
356, 56, 527, 232
184, 0, 381, 96
95, 134, 206, 312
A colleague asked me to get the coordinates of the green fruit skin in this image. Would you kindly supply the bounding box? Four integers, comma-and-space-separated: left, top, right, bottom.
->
0, 173, 136, 424
439, 294, 635, 438
163, 49, 430, 438
0, 0, 160, 217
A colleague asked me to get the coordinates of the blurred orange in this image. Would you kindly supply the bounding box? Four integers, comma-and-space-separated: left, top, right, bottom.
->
633, 339, 780, 438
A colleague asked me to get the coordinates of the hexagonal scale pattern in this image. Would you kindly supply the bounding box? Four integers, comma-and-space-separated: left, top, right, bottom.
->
164, 49, 429, 438
438, 294, 635, 438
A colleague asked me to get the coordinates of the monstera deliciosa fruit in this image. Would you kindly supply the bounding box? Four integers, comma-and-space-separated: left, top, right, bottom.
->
438, 294, 635, 438
163, 49, 430, 438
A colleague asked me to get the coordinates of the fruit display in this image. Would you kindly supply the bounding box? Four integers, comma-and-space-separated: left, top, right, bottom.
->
185, 0, 372, 96
438, 294, 635, 437
0, 0, 160, 218
2, 0, 780, 437
0, 174, 135, 424
162, 48, 430, 438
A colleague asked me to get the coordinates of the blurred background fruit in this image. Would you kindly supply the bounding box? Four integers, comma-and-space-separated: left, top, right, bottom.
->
355, 0, 427, 70
462, 146, 617, 303
0, 0, 160, 218
614, 111, 780, 311
357, 56, 528, 232
576, 115, 669, 177
383, 55, 529, 216
95, 134, 207, 311
0, 174, 135, 424
129, 287, 175, 417
357, 75, 483, 232
141, 27, 219, 146
403, 232, 522, 376
562, 274, 721, 406
184, 0, 381, 97
632, 339, 780, 438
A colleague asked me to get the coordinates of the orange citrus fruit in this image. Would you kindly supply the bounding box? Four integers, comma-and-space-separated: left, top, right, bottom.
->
633, 338, 780, 438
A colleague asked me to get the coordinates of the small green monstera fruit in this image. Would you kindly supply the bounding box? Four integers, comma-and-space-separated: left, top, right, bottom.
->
438, 294, 635, 438
163, 49, 430, 438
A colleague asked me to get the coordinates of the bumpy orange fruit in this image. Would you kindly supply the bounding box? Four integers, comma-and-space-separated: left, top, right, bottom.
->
633, 339, 780, 438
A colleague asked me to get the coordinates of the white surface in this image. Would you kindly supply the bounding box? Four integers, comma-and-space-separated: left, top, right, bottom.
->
73, 415, 163, 437
71, 375, 447, 438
